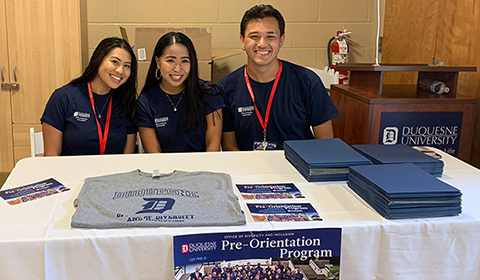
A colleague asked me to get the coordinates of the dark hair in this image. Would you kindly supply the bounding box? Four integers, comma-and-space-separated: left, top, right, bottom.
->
240, 4, 285, 37
142, 31, 210, 131
69, 37, 137, 121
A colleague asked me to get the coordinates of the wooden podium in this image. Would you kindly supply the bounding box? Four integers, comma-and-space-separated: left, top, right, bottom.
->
330, 64, 477, 162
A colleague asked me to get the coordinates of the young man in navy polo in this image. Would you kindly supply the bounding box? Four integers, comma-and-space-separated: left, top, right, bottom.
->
218, 4, 338, 151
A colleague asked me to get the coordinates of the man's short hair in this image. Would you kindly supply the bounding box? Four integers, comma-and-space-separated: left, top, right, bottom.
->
240, 4, 285, 36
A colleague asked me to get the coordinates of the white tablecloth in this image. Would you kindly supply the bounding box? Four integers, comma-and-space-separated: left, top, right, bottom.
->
1, 150, 480, 280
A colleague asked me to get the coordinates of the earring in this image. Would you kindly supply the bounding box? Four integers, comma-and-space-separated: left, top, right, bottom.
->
155, 68, 161, 80
241, 46, 245, 51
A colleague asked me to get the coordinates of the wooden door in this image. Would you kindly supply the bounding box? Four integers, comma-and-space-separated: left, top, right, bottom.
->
381, 0, 439, 84
4, 0, 83, 162
434, 1, 480, 167
0, 0, 14, 172
5, 0, 83, 124
382, 0, 480, 167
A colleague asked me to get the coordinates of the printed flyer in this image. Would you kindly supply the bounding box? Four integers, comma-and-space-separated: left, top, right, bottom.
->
0, 178, 69, 206
247, 203, 322, 222
236, 183, 305, 200
173, 228, 341, 280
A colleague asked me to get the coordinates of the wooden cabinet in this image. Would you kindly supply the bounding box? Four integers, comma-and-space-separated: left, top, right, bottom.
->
382, 0, 480, 167
0, 0, 84, 172
330, 64, 477, 162
0, 0, 15, 172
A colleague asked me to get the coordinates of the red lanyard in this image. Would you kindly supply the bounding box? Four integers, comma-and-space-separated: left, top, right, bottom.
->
244, 60, 283, 138
88, 82, 112, 155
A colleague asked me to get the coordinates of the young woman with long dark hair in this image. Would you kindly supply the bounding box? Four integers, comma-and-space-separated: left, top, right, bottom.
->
137, 32, 223, 152
41, 37, 138, 156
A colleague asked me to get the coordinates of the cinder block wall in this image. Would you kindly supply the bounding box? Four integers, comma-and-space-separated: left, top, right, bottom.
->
87, 0, 378, 83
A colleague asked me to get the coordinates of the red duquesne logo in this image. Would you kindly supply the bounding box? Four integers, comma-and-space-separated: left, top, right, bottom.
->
181, 244, 189, 253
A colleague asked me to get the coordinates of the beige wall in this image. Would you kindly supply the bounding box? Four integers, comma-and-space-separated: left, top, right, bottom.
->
86, 0, 379, 83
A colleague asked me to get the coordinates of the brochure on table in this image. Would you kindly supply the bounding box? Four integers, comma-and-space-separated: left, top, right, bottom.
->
0, 178, 68, 206
247, 203, 323, 222
174, 228, 341, 279
236, 183, 305, 199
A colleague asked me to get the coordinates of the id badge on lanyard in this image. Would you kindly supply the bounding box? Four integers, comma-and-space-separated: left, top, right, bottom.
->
253, 131, 277, 151
244, 60, 282, 151
253, 141, 277, 150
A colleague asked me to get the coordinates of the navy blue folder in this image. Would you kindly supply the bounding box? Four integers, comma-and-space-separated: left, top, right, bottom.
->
352, 144, 444, 176
349, 163, 458, 198
347, 163, 461, 219
284, 138, 372, 181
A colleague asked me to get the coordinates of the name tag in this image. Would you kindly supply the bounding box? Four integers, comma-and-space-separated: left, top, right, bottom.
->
253, 141, 277, 151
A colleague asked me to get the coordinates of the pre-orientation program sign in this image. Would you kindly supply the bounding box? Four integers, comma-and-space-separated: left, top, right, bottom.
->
174, 228, 341, 274
379, 112, 463, 157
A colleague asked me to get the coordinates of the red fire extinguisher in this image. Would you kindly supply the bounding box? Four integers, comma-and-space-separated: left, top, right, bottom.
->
328, 30, 351, 85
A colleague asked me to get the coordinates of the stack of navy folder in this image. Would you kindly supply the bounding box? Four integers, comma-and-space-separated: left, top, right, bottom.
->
348, 163, 462, 219
352, 144, 444, 176
284, 138, 372, 181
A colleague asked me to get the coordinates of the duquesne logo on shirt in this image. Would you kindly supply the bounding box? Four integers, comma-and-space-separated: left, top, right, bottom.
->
155, 116, 169, 127
73, 111, 90, 122
136, 197, 175, 214
237, 105, 254, 117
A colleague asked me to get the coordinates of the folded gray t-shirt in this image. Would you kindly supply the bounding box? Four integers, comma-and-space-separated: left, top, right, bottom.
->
71, 170, 245, 228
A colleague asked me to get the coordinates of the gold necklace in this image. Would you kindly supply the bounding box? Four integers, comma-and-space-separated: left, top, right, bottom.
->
165, 92, 184, 112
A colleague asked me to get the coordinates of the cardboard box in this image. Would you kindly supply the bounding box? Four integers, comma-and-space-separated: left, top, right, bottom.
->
120, 26, 240, 90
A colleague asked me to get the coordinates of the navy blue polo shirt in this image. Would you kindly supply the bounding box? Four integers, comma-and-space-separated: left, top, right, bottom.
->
218, 60, 339, 150
41, 83, 137, 155
136, 81, 224, 152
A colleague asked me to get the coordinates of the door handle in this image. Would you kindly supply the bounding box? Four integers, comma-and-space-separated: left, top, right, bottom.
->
1, 65, 20, 90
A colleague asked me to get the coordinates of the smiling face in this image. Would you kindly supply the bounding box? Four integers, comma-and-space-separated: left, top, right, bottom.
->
240, 17, 285, 70
91, 47, 131, 94
156, 43, 191, 94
